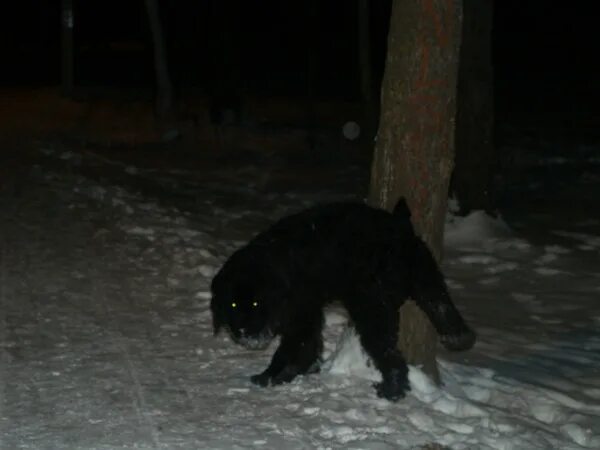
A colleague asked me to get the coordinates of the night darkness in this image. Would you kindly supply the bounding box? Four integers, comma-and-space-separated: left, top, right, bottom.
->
3, 1, 599, 115
2, 0, 599, 149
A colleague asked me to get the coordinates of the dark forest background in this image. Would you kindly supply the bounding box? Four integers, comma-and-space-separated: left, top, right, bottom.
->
2, 1, 598, 121
1, 0, 598, 172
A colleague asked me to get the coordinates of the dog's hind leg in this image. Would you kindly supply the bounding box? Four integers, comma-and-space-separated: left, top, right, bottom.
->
250, 311, 323, 387
345, 293, 410, 401
411, 239, 476, 351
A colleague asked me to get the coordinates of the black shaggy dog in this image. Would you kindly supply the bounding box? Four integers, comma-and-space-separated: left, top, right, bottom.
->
210, 199, 475, 401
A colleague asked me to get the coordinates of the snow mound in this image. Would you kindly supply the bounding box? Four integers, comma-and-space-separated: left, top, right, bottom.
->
324, 327, 381, 382
445, 210, 513, 248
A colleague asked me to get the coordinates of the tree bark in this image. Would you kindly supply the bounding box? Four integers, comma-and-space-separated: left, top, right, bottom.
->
145, 0, 174, 119
452, 0, 494, 215
368, 0, 463, 382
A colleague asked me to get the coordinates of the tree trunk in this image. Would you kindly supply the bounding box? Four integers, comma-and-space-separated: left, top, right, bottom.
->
145, 0, 174, 119
358, 0, 376, 145
368, 0, 463, 382
452, 0, 494, 215
60, 0, 74, 98
209, 0, 242, 126
306, 0, 318, 152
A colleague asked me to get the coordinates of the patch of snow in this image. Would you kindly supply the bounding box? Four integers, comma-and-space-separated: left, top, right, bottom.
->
445, 210, 513, 248
2, 153, 600, 450
324, 327, 381, 382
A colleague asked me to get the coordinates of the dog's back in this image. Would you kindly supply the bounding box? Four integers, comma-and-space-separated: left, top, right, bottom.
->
238, 201, 416, 299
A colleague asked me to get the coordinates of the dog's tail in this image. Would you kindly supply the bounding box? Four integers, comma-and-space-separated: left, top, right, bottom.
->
392, 196, 476, 351
410, 237, 476, 351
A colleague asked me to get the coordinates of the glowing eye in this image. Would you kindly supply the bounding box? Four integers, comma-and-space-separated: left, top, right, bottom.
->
252, 301, 258, 307
231, 302, 237, 308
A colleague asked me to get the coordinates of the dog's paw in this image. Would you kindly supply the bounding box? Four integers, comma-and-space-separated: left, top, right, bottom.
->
440, 327, 476, 351
306, 360, 321, 375
374, 380, 409, 402
373, 371, 410, 402
250, 372, 271, 387
270, 366, 301, 385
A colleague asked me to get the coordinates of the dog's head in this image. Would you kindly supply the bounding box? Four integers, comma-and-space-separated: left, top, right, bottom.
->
210, 250, 284, 350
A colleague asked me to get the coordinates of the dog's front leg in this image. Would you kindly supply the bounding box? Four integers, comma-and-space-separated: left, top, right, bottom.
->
250, 338, 320, 386
250, 340, 292, 386
251, 316, 323, 387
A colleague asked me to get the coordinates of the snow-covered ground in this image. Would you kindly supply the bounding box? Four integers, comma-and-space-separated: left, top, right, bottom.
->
1, 146, 599, 449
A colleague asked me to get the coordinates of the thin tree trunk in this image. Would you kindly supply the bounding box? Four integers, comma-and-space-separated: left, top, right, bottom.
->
368, 0, 463, 382
358, 0, 375, 144
452, 0, 494, 215
306, 0, 318, 151
209, 0, 242, 127
60, 0, 74, 97
145, 0, 174, 119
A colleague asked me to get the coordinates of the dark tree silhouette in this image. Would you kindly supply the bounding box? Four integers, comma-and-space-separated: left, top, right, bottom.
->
358, 0, 376, 145
144, 0, 174, 119
452, 0, 495, 215
60, 0, 74, 97
369, 0, 463, 381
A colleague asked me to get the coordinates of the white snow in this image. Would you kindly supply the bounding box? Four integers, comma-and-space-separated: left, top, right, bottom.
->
1, 148, 599, 449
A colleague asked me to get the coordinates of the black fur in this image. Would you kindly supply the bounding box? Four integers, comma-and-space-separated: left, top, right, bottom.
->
210, 199, 475, 401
